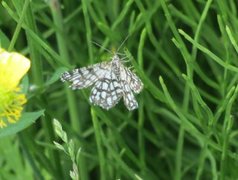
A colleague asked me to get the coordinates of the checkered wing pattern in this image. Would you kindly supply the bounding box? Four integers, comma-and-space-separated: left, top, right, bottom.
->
121, 82, 138, 111
60, 62, 110, 90
124, 67, 143, 94
89, 71, 123, 110
118, 66, 143, 110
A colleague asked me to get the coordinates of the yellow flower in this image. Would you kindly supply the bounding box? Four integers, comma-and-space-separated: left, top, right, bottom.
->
0, 48, 30, 128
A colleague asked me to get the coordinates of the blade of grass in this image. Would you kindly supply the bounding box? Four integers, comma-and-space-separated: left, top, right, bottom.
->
91, 109, 106, 180
179, 29, 238, 73
82, 0, 93, 63
220, 85, 238, 179
226, 26, 238, 55
137, 27, 146, 174
174, 126, 184, 180
8, 0, 30, 51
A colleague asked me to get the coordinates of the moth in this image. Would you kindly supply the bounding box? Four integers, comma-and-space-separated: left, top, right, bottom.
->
61, 44, 143, 110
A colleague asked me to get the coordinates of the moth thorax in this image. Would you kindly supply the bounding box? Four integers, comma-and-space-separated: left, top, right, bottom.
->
111, 54, 121, 78
112, 54, 120, 62
111, 54, 120, 68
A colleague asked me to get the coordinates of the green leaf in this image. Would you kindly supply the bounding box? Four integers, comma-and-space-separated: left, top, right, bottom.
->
53, 141, 66, 153
0, 110, 45, 138
53, 118, 68, 143
68, 139, 75, 161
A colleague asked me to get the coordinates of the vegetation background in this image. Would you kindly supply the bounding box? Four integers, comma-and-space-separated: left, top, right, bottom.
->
1, 0, 238, 179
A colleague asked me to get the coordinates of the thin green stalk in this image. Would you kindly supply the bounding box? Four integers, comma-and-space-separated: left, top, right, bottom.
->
137, 28, 146, 174
49, 1, 88, 180
81, 0, 93, 63
189, 0, 213, 123
138, 98, 145, 174
182, 74, 213, 126
207, 151, 218, 180
8, 0, 30, 51
220, 86, 238, 179
160, 0, 190, 58
91, 109, 106, 180
10, 0, 43, 84
217, 15, 229, 98
195, 140, 208, 180
226, 26, 238, 55
138, 28, 146, 67
174, 126, 184, 180
191, 0, 213, 62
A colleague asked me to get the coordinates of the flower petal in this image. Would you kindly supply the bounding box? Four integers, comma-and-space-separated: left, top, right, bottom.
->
0, 48, 31, 90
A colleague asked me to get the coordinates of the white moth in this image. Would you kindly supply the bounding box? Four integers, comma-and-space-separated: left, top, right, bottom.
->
61, 51, 143, 111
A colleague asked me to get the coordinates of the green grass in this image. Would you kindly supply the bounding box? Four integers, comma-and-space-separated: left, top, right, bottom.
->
1, 0, 238, 179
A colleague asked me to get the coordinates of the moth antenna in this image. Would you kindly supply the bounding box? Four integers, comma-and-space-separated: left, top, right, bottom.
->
116, 34, 130, 52
91, 41, 113, 55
